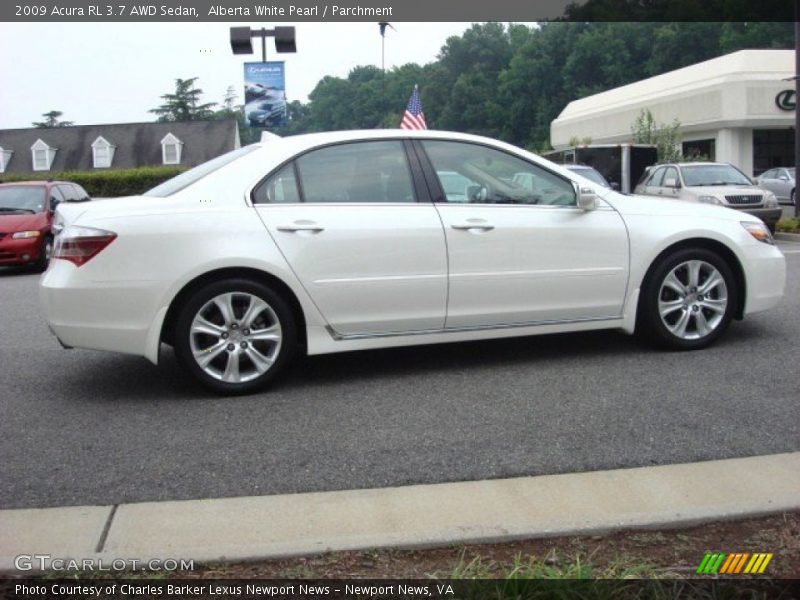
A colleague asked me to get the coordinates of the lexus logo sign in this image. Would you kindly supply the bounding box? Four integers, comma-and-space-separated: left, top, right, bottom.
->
776, 89, 796, 111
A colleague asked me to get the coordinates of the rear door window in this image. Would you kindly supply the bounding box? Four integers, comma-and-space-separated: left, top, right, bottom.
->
296, 141, 416, 203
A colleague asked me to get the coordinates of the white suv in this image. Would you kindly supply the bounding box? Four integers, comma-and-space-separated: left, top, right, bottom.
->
634, 162, 781, 232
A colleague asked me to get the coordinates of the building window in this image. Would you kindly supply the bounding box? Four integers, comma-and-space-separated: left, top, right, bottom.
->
753, 129, 794, 175
0, 147, 12, 173
161, 133, 183, 165
682, 139, 715, 161
91, 136, 116, 169
31, 139, 55, 171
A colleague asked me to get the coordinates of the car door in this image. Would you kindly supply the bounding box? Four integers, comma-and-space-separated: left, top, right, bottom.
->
757, 169, 778, 197
658, 166, 682, 199
643, 167, 666, 196
774, 169, 792, 202
413, 139, 629, 328
253, 139, 448, 336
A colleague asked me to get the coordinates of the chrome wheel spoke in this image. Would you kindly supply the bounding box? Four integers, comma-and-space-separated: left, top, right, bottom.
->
193, 340, 227, 368
699, 297, 727, 314
221, 350, 241, 382
191, 316, 226, 337
658, 298, 685, 318
699, 272, 723, 295
662, 272, 688, 296
248, 324, 281, 342
687, 260, 702, 288
213, 293, 237, 326
241, 296, 269, 329
669, 309, 691, 337
245, 347, 273, 374
694, 310, 711, 337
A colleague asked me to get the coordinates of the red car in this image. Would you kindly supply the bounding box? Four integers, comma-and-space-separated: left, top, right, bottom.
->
0, 181, 90, 271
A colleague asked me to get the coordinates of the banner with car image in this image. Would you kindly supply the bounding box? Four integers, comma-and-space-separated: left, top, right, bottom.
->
244, 62, 288, 128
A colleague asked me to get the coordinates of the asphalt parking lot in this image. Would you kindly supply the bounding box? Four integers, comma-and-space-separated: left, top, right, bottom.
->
1, 241, 799, 510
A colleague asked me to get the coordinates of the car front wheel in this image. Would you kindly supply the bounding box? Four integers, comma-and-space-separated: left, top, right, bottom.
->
639, 248, 738, 350
174, 278, 297, 394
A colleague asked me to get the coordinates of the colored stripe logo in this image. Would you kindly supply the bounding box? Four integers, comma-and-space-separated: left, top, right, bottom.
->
696, 552, 773, 574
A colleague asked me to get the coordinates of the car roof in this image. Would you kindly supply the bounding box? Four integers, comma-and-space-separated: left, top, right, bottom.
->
666, 162, 729, 168
0, 180, 69, 188
257, 129, 519, 154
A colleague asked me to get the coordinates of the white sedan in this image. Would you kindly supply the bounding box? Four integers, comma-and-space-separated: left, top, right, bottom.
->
40, 130, 786, 394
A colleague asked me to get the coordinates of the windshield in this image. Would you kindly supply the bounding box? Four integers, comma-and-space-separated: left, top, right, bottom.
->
145, 145, 260, 197
569, 167, 610, 187
0, 187, 46, 213
681, 164, 752, 187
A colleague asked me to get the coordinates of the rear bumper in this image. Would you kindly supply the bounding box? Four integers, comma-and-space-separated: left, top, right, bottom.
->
39, 259, 168, 364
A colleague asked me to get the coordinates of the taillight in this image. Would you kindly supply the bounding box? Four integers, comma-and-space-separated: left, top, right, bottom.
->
53, 225, 117, 266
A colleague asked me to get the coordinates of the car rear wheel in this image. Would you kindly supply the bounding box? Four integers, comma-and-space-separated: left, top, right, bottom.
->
174, 278, 297, 394
639, 248, 737, 350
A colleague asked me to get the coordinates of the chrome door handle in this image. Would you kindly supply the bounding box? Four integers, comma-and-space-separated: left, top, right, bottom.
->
276, 224, 325, 233
451, 223, 494, 231
51, 224, 64, 235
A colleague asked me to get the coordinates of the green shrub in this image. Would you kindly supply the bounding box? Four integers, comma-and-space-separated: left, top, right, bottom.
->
0, 166, 186, 197
777, 217, 800, 234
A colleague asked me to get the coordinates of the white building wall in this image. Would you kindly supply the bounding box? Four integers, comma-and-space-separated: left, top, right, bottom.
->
716, 128, 754, 176
550, 50, 794, 177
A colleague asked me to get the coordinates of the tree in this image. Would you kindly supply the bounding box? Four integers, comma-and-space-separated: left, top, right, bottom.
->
631, 109, 683, 162
150, 77, 216, 122
32, 111, 74, 128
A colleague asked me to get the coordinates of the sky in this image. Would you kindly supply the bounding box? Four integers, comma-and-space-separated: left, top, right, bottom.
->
0, 22, 477, 129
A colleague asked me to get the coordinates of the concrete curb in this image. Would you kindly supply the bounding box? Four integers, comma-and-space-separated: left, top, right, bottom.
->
775, 232, 800, 242
2, 452, 798, 574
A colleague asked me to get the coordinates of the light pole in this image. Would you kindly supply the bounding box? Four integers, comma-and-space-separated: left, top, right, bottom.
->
795, 1, 799, 217
378, 22, 395, 124
229, 26, 297, 61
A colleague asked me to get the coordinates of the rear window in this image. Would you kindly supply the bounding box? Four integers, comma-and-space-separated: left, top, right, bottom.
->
145, 145, 260, 197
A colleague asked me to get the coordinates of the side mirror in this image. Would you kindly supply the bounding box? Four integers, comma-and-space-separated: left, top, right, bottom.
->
49, 199, 60, 213
610, 181, 620, 191
577, 186, 597, 211
663, 177, 680, 189
466, 184, 486, 203
779, 175, 789, 182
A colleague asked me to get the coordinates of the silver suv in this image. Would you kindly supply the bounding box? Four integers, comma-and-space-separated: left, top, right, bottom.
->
634, 162, 781, 232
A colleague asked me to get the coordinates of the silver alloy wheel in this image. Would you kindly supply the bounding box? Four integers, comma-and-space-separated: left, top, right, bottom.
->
658, 260, 728, 340
189, 292, 282, 383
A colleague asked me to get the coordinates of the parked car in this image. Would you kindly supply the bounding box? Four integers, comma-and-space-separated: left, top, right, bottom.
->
40, 131, 785, 394
247, 101, 287, 127
564, 164, 612, 188
755, 167, 795, 206
0, 180, 90, 271
633, 162, 782, 233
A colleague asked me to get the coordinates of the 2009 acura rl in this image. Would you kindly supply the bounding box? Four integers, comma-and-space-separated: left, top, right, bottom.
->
39, 130, 786, 394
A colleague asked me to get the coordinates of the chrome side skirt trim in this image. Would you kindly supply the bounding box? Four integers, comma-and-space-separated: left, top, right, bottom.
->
325, 315, 621, 341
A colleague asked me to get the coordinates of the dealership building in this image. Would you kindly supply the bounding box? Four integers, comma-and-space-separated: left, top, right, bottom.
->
550, 49, 796, 176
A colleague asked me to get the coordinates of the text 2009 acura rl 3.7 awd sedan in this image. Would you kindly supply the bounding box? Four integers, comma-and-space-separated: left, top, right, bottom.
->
40, 130, 786, 394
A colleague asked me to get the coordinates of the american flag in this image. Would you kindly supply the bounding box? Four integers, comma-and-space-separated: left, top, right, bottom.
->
401, 85, 427, 130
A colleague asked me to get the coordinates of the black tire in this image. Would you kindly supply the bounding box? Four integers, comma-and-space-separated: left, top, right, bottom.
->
173, 278, 298, 394
638, 247, 738, 350
34, 235, 53, 272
